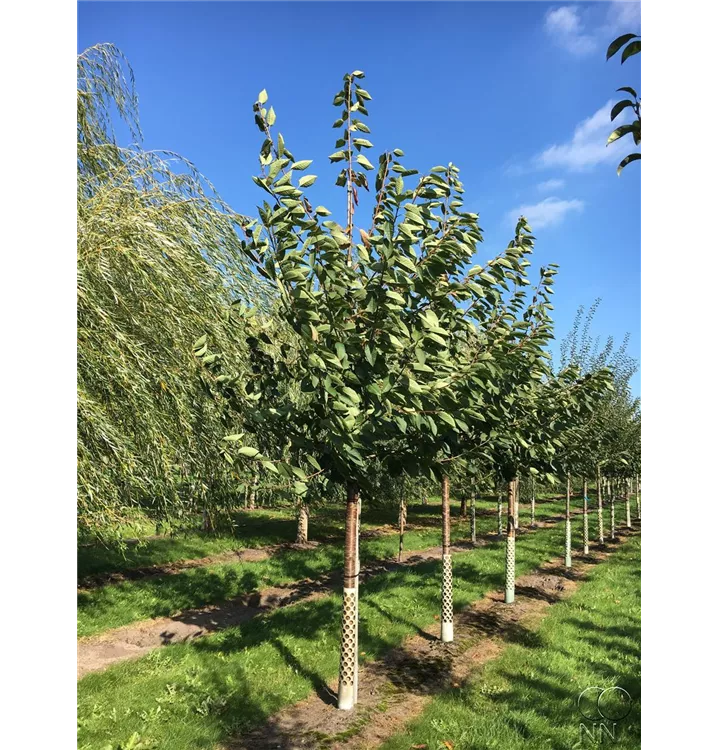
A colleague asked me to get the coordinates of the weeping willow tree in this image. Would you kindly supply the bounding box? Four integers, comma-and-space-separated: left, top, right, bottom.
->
77, 44, 268, 542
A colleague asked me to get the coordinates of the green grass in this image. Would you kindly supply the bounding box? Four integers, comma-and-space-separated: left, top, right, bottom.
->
380, 533, 641, 750
78, 506, 378, 580
78, 490, 579, 582
78, 518, 591, 750
77, 496, 570, 638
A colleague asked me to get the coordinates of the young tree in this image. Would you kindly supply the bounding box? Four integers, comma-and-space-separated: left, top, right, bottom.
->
606, 33, 641, 175
212, 72, 530, 708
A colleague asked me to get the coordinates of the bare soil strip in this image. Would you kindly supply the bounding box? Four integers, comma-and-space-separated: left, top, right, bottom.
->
226, 524, 640, 750
78, 520, 459, 590
77, 511, 583, 679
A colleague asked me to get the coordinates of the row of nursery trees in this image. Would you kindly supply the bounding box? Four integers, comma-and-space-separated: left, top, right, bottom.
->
198, 75, 641, 709
77, 46, 640, 711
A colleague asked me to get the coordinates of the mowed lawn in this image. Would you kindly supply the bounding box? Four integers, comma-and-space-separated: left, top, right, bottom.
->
78, 519, 595, 750
77, 496, 570, 637
381, 533, 641, 750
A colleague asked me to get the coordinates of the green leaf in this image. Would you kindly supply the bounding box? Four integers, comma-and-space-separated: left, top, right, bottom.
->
262, 461, 279, 474
342, 386, 361, 404
617, 152, 641, 176
292, 160, 313, 171
356, 154, 374, 170
437, 412, 456, 428
606, 33, 638, 60
617, 86, 638, 98
258, 89, 268, 104
299, 174, 317, 187
610, 99, 635, 121
607, 124, 635, 145
222, 434, 244, 442
293, 481, 308, 496
351, 70, 365, 78
237, 447, 260, 458
621, 39, 641, 63
306, 455, 321, 472
267, 107, 276, 126
315, 206, 332, 216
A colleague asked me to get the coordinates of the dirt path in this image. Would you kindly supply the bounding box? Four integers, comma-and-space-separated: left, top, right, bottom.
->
78, 520, 466, 590
226, 524, 640, 750
77, 510, 580, 679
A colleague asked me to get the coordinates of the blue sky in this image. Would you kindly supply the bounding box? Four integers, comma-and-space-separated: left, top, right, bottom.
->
78, 1, 641, 392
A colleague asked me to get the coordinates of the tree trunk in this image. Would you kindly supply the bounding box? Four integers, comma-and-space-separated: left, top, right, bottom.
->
397, 497, 406, 561
515, 475, 520, 530
564, 474, 572, 568
596, 465, 604, 544
504, 477, 517, 603
610, 479, 616, 540
337, 482, 360, 710
440, 474, 454, 642
625, 478, 632, 528
354, 494, 361, 706
202, 506, 214, 533
582, 477, 589, 555
248, 470, 258, 511
636, 475, 641, 520
530, 475, 536, 528
496, 494, 504, 536
470, 490, 477, 544
460, 495, 467, 519
296, 502, 309, 544
422, 495, 428, 506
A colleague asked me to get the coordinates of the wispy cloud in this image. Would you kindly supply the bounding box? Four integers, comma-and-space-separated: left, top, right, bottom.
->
505, 197, 585, 230
533, 100, 635, 172
544, 2, 641, 57
604, 1, 642, 35
544, 6, 598, 57
537, 178, 565, 193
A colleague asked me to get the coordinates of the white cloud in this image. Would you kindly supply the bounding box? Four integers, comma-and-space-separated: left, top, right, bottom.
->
544, 6, 598, 57
533, 100, 637, 172
544, 3, 641, 57
537, 178, 565, 192
506, 197, 585, 230
604, 1, 641, 35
